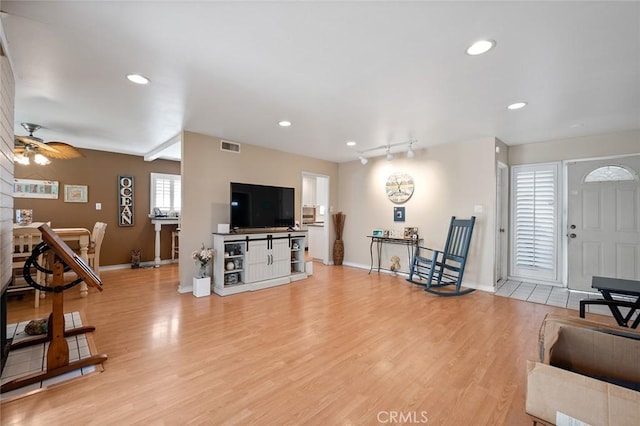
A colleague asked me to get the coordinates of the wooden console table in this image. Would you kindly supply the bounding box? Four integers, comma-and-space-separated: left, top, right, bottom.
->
150, 217, 180, 267
367, 236, 421, 274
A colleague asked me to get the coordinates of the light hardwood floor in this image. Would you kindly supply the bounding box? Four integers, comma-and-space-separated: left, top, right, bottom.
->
1, 263, 605, 425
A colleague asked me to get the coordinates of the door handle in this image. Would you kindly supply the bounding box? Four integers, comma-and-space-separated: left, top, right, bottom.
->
569, 233, 577, 238
499, 228, 505, 233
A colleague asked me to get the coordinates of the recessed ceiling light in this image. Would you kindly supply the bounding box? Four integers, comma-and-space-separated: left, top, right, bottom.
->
569, 123, 583, 129
278, 120, 292, 127
466, 40, 496, 56
346, 141, 357, 147
126, 74, 150, 85
507, 101, 528, 110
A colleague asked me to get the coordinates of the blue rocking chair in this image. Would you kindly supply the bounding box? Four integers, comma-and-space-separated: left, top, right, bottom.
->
407, 216, 476, 296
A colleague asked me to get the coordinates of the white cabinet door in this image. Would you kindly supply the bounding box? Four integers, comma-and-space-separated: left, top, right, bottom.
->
245, 240, 268, 283
271, 239, 290, 278
308, 226, 323, 260
302, 176, 316, 206
245, 238, 291, 282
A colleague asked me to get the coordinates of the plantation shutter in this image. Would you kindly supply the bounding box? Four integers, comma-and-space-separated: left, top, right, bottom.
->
511, 163, 560, 282
150, 173, 181, 213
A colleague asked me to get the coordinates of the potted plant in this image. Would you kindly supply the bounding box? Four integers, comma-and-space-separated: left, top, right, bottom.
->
192, 244, 215, 278
192, 244, 215, 297
332, 212, 346, 265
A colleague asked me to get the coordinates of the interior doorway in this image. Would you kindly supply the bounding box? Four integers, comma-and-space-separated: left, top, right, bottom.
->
566, 155, 640, 291
301, 172, 330, 265
495, 162, 509, 283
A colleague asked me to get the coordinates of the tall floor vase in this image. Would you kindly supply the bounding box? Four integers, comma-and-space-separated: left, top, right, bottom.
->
333, 239, 344, 265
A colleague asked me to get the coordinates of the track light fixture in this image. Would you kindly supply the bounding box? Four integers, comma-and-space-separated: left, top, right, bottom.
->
407, 141, 415, 158
355, 139, 417, 165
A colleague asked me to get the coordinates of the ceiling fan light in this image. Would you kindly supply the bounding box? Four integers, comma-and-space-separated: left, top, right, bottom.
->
14, 153, 30, 165
34, 153, 51, 165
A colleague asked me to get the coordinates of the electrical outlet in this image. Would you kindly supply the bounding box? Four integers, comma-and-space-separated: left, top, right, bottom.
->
96, 203, 102, 210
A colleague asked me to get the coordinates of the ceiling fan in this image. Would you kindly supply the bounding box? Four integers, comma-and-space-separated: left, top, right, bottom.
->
14, 123, 84, 165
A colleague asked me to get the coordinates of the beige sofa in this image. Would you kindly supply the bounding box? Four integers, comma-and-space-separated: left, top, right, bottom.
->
526, 314, 640, 425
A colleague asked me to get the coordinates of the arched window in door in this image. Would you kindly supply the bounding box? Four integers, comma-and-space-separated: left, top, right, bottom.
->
584, 165, 637, 182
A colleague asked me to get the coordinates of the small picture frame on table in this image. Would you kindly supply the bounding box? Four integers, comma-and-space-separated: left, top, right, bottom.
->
372, 229, 383, 237
404, 227, 418, 239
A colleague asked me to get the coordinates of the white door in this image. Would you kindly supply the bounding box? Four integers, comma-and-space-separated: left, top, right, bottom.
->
495, 163, 508, 283
567, 155, 640, 291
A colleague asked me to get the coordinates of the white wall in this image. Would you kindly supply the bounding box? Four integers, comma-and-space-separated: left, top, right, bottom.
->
509, 129, 640, 165
179, 131, 339, 291
337, 137, 497, 291
1, 32, 15, 292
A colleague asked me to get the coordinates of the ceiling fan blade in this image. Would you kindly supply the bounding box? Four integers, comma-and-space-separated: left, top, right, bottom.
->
14, 135, 61, 153
43, 142, 84, 159
13, 146, 25, 154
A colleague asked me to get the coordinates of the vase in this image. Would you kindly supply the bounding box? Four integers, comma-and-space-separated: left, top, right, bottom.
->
333, 239, 344, 265
199, 263, 208, 278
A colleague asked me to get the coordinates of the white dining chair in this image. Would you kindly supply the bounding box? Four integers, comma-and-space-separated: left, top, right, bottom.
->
12, 225, 48, 307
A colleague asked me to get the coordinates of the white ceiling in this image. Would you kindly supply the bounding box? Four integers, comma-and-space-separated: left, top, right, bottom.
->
1, 1, 639, 163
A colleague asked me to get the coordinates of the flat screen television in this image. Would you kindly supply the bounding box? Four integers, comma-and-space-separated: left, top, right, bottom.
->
230, 182, 295, 229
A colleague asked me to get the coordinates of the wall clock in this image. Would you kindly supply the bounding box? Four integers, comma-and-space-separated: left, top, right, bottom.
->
385, 172, 415, 204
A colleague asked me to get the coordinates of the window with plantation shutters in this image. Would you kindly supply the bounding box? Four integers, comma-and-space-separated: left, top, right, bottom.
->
150, 173, 181, 214
510, 163, 561, 282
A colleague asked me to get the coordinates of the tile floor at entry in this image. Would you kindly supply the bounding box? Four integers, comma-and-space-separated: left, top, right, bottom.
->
495, 279, 638, 319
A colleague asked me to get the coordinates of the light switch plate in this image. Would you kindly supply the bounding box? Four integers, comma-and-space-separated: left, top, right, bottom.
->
96, 203, 102, 210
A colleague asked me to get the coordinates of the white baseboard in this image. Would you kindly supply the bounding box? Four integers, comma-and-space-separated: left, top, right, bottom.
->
100, 259, 175, 271
343, 262, 494, 293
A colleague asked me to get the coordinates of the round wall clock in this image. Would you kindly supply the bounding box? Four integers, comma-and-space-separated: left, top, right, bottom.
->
385, 172, 415, 204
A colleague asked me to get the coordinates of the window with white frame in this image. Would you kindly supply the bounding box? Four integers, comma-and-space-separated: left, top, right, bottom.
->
584, 165, 637, 182
510, 163, 561, 282
150, 173, 181, 214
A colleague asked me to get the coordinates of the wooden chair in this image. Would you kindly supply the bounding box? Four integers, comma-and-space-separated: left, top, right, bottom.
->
171, 228, 180, 261
85, 222, 107, 276
12, 227, 46, 307
407, 216, 476, 296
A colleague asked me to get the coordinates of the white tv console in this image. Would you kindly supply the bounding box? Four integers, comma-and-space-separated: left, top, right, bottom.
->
212, 230, 307, 296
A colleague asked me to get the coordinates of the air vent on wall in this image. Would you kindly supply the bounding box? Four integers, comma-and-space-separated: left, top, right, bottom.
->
220, 140, 241, 153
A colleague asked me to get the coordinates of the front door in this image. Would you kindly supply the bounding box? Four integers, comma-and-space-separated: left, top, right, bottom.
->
567, 155, 640, 291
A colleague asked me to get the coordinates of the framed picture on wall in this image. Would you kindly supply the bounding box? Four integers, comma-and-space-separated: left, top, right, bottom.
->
118, 175, 134, 226
13, 178, 59, 199
394, 206, 405, 222
64, 184, 88, 203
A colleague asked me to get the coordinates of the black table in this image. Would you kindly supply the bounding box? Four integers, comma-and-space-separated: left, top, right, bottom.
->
367, 236, 421, 274
579, 276, 640, 328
